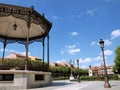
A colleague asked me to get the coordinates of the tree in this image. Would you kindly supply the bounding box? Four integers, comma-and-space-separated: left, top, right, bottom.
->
114, 46, 120, 74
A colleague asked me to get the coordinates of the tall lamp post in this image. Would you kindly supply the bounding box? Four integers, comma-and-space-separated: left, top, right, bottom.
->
69, 60, 74, 81
99, 39, 111, 88
77, 59, 80, 82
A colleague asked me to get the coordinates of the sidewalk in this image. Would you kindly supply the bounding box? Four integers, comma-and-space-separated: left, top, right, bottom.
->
28, 80, 120, 90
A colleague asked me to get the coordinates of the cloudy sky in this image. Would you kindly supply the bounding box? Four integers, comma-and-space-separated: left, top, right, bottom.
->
0, 0, 120, 68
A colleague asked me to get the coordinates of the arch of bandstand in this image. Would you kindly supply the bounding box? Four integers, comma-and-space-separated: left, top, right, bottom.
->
0, 3, 52, 89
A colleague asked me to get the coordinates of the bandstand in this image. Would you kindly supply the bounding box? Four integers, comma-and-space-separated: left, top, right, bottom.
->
0, 3, 52, 90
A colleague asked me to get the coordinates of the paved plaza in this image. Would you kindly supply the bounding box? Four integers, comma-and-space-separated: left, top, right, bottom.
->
28, 80, 120, 90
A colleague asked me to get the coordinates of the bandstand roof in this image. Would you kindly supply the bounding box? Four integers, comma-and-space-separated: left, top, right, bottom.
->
0, 3, 52, 44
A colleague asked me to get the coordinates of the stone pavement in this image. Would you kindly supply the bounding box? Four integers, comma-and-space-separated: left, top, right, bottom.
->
28, 80, 120, 90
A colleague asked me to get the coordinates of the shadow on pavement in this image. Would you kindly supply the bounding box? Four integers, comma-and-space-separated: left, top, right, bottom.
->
111, 84, 118, 87
52, 81, 73, 87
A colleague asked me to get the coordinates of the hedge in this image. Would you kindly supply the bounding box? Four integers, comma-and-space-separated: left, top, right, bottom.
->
0, 58, 48, 71
80, 74, 119, 81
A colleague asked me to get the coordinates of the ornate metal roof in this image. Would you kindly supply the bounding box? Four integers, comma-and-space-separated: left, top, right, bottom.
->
0, 3, 52, 44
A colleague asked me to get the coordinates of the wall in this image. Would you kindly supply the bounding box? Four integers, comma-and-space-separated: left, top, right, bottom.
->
0, 70, 52, 90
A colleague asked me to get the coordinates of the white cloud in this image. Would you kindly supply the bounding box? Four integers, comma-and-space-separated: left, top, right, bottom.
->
78, 58, 92, 64
0, 48, 15, 52
0, 48, 30, 56
94, 56, 102, 61
86, 9, 97, 16
91, 39, 112, 46
74, 58, 92, 68
80, 65, 88, 69
55, 59, 66, 63
51, 15, 58, 20
67, 45, 76, 48
104, 39, 112, 46
94, 63, 101, 67
71, 13, 83, 19
111, 29, 120, 40
91, 41, 96, 45
18, 51, 30, 56
65, 45, 81, 55
103, 49, 113, 56
51, 15, 61, 20
68, 48, 80, 55
74, 55, 111, 68
71, 32, 78, 36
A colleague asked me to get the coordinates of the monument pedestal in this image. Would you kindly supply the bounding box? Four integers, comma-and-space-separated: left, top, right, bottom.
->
69, 74, 74, 81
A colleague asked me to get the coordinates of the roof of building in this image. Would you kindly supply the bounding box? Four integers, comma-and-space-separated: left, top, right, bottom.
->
6, 52, 41, 60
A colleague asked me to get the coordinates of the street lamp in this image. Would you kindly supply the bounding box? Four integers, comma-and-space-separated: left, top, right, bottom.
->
99, 39, 111, 88
69, 60, 74, 81
77, 59, 80, 82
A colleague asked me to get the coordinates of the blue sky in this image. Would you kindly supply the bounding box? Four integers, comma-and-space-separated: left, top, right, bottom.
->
0, 0, 120, 68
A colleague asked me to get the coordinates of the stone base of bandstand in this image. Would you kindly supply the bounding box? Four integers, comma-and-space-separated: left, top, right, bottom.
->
0, 70, 52, 90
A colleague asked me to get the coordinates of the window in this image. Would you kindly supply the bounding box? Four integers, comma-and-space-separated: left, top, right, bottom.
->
35, 74, 44, 81
0, 74, 14, 81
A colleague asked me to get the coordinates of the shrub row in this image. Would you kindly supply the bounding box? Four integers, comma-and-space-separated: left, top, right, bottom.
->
80, 76, 103, 81
0, 58, 48, 71
80, 74, 119, 81
108, 74, 119, 80
53, 76, 69, 80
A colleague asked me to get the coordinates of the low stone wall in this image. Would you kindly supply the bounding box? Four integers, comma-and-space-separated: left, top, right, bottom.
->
0, 70, 52, 90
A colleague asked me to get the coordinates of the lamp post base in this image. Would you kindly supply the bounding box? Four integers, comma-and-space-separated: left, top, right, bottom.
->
104, 82, 111, 88
77, 75, 80, 82
69, 76, 74, 81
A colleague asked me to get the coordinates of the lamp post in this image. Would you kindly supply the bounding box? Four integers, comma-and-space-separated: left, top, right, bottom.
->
77, 59, 80, 82
99, 39, 111, 88
69, 60, 74, 81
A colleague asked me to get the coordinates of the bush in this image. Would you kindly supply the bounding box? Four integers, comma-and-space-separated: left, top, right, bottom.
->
53, 76, 69, 80
80, 76, 98, 81
108, 74, 119, 80
0, 58, 48, 71
80, 75, 119, 81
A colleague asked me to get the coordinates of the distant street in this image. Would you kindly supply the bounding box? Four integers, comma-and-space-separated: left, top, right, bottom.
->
28, 80, 120, 90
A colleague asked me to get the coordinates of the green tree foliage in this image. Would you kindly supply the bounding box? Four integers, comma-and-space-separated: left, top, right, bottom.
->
49, 65, 88, 80
49, 66, 70, 78
114, 46, 120, 74
0, 58, 47, 71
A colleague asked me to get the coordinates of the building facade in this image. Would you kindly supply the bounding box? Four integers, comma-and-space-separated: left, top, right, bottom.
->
6, 52, 41, 60
91, 65, 114, 76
